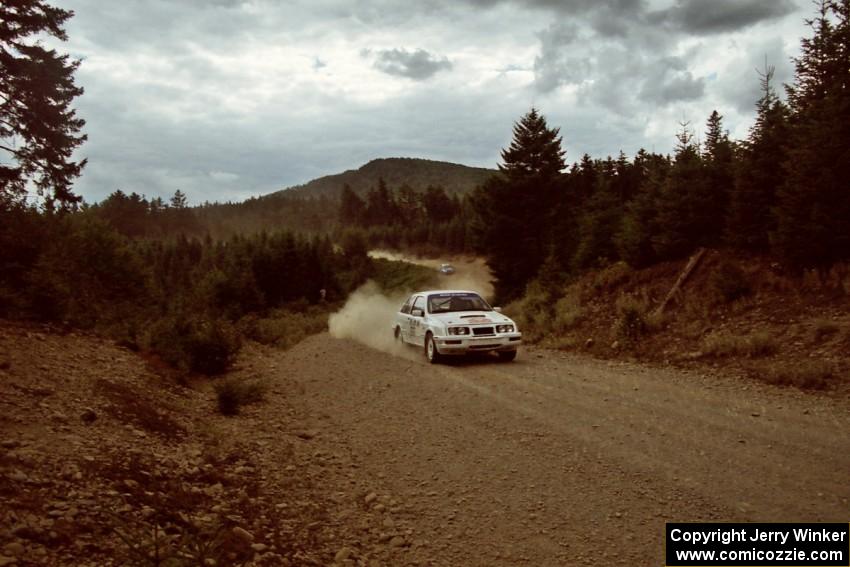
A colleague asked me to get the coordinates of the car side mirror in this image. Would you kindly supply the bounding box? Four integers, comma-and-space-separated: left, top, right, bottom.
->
411, 308, 424, 317
493, 306, 502, 313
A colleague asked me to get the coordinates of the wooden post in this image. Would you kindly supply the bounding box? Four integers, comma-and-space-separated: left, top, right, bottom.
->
653, 247, 707, 317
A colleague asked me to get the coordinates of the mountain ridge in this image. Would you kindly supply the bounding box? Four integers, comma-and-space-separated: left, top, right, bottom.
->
270, 157, 496, 199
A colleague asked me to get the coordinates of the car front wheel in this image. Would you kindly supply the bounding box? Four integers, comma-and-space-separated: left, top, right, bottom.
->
425, 333, 442, 364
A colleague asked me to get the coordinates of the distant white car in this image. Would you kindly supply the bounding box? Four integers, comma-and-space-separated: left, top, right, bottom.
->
439, 263, 455, 275
393, 290, 522, 363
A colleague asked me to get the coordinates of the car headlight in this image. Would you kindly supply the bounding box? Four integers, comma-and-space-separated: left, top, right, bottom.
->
496, 324, 514, 333
448, 326, 469, 335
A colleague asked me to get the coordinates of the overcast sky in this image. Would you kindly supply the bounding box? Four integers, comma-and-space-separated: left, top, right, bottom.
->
54, 0, 812, 204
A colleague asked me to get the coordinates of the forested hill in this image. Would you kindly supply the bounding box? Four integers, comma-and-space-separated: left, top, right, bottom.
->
278, 157, 495, 199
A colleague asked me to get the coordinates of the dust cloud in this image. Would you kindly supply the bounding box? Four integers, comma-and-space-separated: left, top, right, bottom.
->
368, 250, 495, 300
328, 281, 415, 358
328, 252, 496, 357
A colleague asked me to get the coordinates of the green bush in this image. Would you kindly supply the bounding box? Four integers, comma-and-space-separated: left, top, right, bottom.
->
614, 294, 648, 343
214, 377, 267, 415
241, 307, 328, 350
552, 289, 583, 333
505, 280, 584, 344
710, 260, 751, 303
146, 315, 241, 375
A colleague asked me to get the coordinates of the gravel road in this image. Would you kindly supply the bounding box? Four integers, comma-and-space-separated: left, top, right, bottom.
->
279, 333, 850, 566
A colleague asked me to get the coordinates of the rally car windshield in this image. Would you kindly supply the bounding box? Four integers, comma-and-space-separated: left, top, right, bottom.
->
428, 293, 492, 313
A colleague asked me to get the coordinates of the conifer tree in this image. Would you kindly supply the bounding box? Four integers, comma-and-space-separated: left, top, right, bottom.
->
651, 123, 713, 260
0, 0, 87, 209
773, 0, 850, 267
472, 108, 566, 301
702, 111, 734, 242
726, 64, 788, 250
339, 184, 365, 225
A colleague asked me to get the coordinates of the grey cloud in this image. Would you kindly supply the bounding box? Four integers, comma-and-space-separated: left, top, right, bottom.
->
466, 0, 646, 13
533, 23, 588, 93
371, 48, 452, 80
652, 0, 797, 34
638, 56, 705, 104
713, 38, 796, 113
52, 0, 811, 205
533, 21, 704, 108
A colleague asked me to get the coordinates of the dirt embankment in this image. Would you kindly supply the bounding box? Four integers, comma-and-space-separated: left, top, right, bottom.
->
3, 318, 849, 566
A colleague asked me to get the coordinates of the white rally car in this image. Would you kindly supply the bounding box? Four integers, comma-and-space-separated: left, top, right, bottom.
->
393, 290, 522, 363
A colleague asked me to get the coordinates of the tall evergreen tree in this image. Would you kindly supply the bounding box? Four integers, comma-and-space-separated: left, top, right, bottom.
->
773, 0, 850, 267
651, 123, 713, 260
702, 111, 734, 242
422, 185, 455, 223
0, 0, 87, 209
616, 151, 671, 267
726, 64, 789, 251
339, 184, 365, 225
572, 157, 625, 270
472, 108, 566, 301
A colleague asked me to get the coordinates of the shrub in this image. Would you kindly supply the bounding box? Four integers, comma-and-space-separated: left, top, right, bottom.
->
753, 361, 836, 390
552, 289, 583, 333
614, 294, 648, 343
214, 377, 267, 415
504, 279, 580, 343
702, 331, 777, 358
145, 315, 241, 375
591, 261, 632, 292
710, 260, 751, 303
242, 307, 328, 350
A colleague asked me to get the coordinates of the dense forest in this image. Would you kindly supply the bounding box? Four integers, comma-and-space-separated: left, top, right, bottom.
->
475, 0, 850, 301
1, 0, 849, 367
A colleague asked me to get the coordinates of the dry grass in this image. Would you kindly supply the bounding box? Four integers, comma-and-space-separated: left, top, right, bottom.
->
591, 262, 632, 292
701, 331, 777, 358
749, 360, 837, 390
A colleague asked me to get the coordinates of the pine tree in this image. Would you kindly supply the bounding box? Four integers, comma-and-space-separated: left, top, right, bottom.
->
652, 123, 713, 260
472, 108, 566, 301
170, 189, 188, 209
773, 0, 850, 268
702, 111, 734, 242
422, 185, 455, 223
572, 157, 624, 270
0, 0, 87, 209
499, 107, 566, 181
339, 184, 365, 225
726, 64, 789, 251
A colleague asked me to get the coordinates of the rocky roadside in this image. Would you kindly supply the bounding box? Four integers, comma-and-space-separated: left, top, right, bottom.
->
0, 321, 418, 566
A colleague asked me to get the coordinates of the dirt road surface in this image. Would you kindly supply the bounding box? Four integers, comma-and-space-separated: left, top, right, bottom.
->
3, 324, 848, 566
278, 333, 850, 565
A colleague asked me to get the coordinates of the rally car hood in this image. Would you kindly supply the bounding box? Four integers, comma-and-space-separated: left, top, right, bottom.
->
428, 311, 514, 326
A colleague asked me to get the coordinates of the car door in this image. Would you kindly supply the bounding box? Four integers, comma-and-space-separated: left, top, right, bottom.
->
410, 295, 427, 345
398, 295, 414, 342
